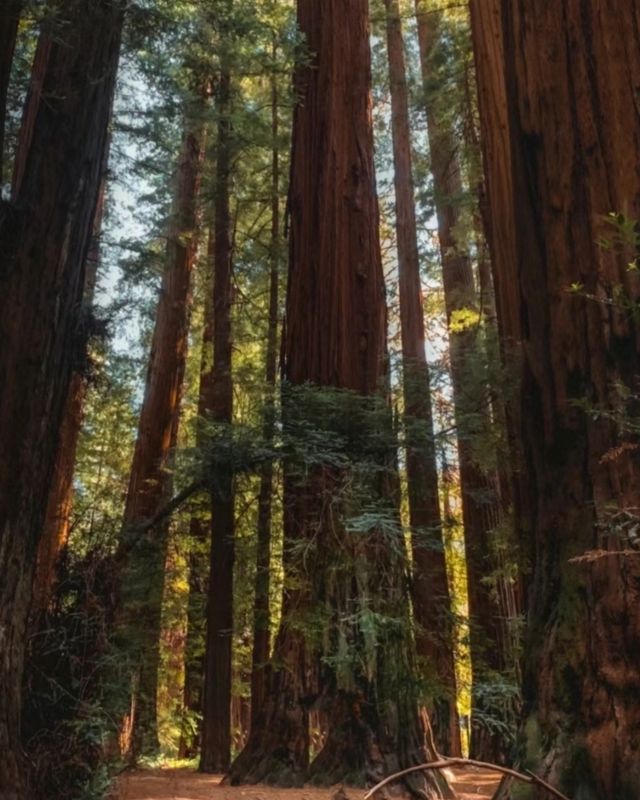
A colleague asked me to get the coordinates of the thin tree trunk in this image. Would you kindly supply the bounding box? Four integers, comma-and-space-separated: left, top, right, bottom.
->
383, 0, 459, 758
415, 1, 513, 762
0, 0, 21, 185
180, 514, 209, 755
250, 62, 280, 732
180, 233, 214, 759
0, 2, 123, 796
200, 65, 235, 774
118, 107, 205, 760
232, 3, 450, 796
493, 2, 640, 796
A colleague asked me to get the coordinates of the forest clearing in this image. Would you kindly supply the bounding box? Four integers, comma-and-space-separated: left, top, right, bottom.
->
1, 1, 639, 799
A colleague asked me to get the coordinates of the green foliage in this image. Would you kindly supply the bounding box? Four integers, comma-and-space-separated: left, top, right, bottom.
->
2, 9, 39, 195
71, 350, 138, 556
470, 674, 522, 747
17, 0, 527, 779
23, 555, 120, 800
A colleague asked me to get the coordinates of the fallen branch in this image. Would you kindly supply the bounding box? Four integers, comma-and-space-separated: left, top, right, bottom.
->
362, 757, 571, 800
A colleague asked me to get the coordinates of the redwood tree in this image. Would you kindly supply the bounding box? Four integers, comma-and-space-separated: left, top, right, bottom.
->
11, 32, 53, 199
118, 105, 205, 759
231, 2, 449, 796
200, 63, 235, 773
250, 63, 281, 731
479, 2, 640, 796
0, 1, 123, 795
468, 0, 519, 352
383, 0, 459, 758
32, 173, 108, 615
415, 1, 515, 762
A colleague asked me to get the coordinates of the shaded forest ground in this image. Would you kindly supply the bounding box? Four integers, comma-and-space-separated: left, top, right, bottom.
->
112, 769, 500, 800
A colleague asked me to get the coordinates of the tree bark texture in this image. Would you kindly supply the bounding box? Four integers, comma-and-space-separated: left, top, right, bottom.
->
232, 3, 449, 796
385, 0, 460, 759
281, 2, 386, 392
493, 2, 640, 797
469, 0, 526, 548
250, 66, 281, 733
200, 66, 235, 774
31, 372, 84, 611
0, 0, 21, 186
11, 30, 53, 199
416, 2, 516, 762
32, 172, 108, 615
468, 0, 519, 350
118, 109, 204, 760
0, 2, 123, 796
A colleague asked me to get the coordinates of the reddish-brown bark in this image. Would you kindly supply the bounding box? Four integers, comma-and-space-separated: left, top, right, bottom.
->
0, 0, 21, 184
231, 2, 449, 796
11, 31, 53, 198
384, 0, 459, 758
468, 0, 518, 348
250, 65, 280, 732
32, 174, 108, 614
484, 2, 640, 796
280, 1, 386, 392
10, 40, 69, 623
0, 2, 123, 796
31, 373, 84, 609
200, 65, 235, 774
119, 110, 205, 759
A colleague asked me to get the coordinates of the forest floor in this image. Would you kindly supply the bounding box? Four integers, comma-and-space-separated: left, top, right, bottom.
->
112, 768, 500, 800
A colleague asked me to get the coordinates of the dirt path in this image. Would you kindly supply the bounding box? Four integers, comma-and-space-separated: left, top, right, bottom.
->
449, 767, 501, 799
113, 768, 500, 800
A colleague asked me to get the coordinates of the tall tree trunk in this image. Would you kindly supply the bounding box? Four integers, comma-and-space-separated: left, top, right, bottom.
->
200, 65, 235, 774
383, 0, 459, 759
180, 233, 214, 759
415, 1, 514, 762
32, 173, 108, 614
484, 2, 640, 796
232, 3, 450, 796
31, 373, 84, 611
118, 108, 204, 760
468, 0, 519, 351
0, 2, 123, 796
11, 31, 53, 199
0, 0, 21, 185
250, 63, 280, 732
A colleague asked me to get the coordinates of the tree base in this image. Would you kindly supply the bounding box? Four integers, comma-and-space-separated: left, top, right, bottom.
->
518, 713, 640, 800
470, 723, 511, 766
228, 685, 308, 786
229, 738, 307, 787
308, 692, 453, 800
